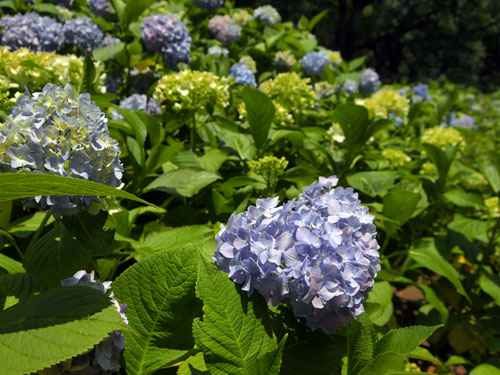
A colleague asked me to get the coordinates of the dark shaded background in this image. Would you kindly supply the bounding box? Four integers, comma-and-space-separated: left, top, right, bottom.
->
236, 0, 500, 91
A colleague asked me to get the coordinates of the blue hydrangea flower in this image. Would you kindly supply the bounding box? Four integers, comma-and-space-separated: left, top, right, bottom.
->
207, 45, 229, 57
359, 68, 381, 94
62, 270, 127, 372
229, 62, 257, 87
192, 0, 224, 10
141, 14, 192, 69
100, 35, 121, 47
413, 84, 431, 100
208, 15, 241, 44
339, 79, 358, 94
0, 84, 123, 217
299, 51, 330, 76
388, 113, 404, 127
214, 176, 380, 334
63, 16, 104, 51
88, 0, 112, 19
443, 113, 475, 129
111, 94, 161, 120
253, 5, 281, 25
0, 12, 64, 52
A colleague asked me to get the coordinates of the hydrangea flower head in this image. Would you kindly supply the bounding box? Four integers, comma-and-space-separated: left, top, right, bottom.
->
63, 16, 104, 51
0, 84, 123, 217
339, 79, 358, 94
0, 12, 64, 52
253, 5, 281, 25
208, 15, 241, 44
422, 126, 464, 149
229, 62, 257, 87
326, 50, 342, 65
413, 84, 431, 101
232, 9, 252, 26
300, 51, 331, 76
214, 176, 380, 333
141, 14, 191, 69
382, 149, 411, 167
356, 88, 409, 118
314, 81, 335, 99
239, 55, 257, 73
111, 94, 161, 120
359, 68, 381, 94
207, 45, 229, 57
88, 0, 112, 19
274, 50, 296, 68
444, 113, 475, 129
101, 36, 121, 47
192, 0, 224, 10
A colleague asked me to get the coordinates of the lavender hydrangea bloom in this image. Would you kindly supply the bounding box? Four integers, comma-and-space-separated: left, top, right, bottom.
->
253, 5, 281, 25
299, 51, 330, 76
111, 94, 161, 120
229, 62, 257, 87
62, 270, 127, 372
101, 35, 121, 47
388, 113, 404, 127
0, 12, 64, 52
63, 16, 104, 51
141, 14, 192, 69
192, 0, 224, 10
0, 84, 123, 217
444, 113, 475, 129
88, 0, 112, 19
214, 176, 380, 334
208, 15, 241, 44
359, 68, 381, 94
339, 79, 358, 94
207, 45, 229, 57
413, 84, 431, 101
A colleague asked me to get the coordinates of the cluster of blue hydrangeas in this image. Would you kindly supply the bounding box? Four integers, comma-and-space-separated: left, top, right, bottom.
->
388, 113, 404, 127
413, 84, 431, 101
0, 12, 64, 52
141, 14, 192, 69
339, 79, 358, 94
111, 94, 161, 120
88, 0, 112, 19
63, 16, 104, 51
208, 15, 241, 44
359, 68, 381, 94
207, 45, 229, 57
229, 62, 257, 87
214, 176, 380, 334
443, 113, 475, 129
192, 0, 224, 10
0, 84, 123, 217
253, 5, 281, 25
299, 51, 331, 76
62, 270, 127, 372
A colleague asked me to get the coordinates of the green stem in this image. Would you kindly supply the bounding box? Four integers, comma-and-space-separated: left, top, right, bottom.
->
190, 114, 197, 152
0, 229, 24, 261
26, 211, 51, 253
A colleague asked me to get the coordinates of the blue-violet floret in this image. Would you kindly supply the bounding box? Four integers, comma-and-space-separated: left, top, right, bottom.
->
229, 62, 257, 87
359, 68, 381, 94
63, 16, 104, 51
300, 51, 330, 76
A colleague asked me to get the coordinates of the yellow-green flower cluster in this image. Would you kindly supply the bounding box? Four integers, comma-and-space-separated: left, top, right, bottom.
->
485, 197, 500, 218
460, 170, 487, 190
357, 88, 410, 118
232, 9, 252, 26
327, 123, 345, 143
154, 70, 230, 113
239, 55, 257, 73
248, 156, 288, 189
421, 126, 464, 149
325, 50, 342, 65
238, 101, 293, 127
382, 149, 411, 167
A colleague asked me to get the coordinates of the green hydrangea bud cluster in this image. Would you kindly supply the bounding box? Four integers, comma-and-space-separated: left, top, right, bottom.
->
231, 9, 252, 26
314, 81, 335, 99
248, 155, 288, 193
239, 55, 257, 73
382, 148, 411, 167
0, 76, 11, 110
154, 70, 230, 113
325, 49, 342, 65
274, 50, 296, 68
357, 88, 410, 118
421, 126, 464, 149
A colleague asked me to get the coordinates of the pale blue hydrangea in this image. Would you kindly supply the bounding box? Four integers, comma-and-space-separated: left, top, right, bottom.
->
88, 0, 112, 19
442, 113, 475, 129
0, 84, 123, 217
192, 0, 224, 10
300, 51, 330, 76
413, 84, 431, 101
63, 16, 104, 51
141, 14, 192, 69
214, 176, 380, 334
208, 15, 241, 44
100, 36, 121, 48
229, 62, 257, 87
207, 45, 229, 57
0, 12, 64, 52
253, 5, 281, 25
62, 270, 127, 372
388, 113, 404, 127
339, 79, 358, 94
111, 94, 161, 120
359, 68, 381, 94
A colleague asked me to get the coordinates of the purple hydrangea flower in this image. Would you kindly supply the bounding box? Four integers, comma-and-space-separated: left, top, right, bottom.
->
359, 68, 381, 94
339, 79, 358, 94
192, 0, 224, 10
413, 84, 431, 101
63, 16, 104, 51
0, 12, 64, 52
141, 14, 192, 69
214, 176, 380, 334
299, 51, 330, 76
0, 84, 123, 217
111, 94, 161, 120
443, 113, 475, 129
62, 270, 127, 372
229, 62, 257, 87
88, 0, 112, 19
253, 5, 281, 25
388, 113, 404, 127
208, 15, 241, 44
100, 36, 121, 47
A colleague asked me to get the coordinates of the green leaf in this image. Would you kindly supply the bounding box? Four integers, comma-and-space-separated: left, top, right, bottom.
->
480, 163, 500, 193
0, 254, 24, 274
31, 3, 60, 15
374, 325, 441, 357
416, 284, 449, 323
348, 56, 366, 71
177, 352, 209, 375
24, 225, 91, 290
383, 190, 420, 226
127, 135, 146, 169
0, 286, 124, 375
444, 188, 483, 208
470, 364, 500, 375
331, 104, 370, 157
62, 211, 114, 255
0, 173, 152, 206
7, 212, 55, 238
123, 0, 154, 26
422, 143, 456, 185
114, 107, 148, 147
145, 169, 221, 198
77, 53, 96, 95
308, 9, 329, 31
408, 347, 447, 371
347, 314, 376, 375
0, 273, 41, 301
448, 215, 490, 243
145, 143, 183, 173
138, 225, 213, 255
112, 246, 202, 375
408, 239, 470, 302
357, 353, 406, 375
242, 86, 275, 152
479, 274, 500, 306
193, 257, 279, 375
364, 281, 393, 326
92, 42, 125, 61
346, 171, 397, 197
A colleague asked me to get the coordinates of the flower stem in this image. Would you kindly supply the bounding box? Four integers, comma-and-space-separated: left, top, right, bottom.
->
26, 211, 51, 253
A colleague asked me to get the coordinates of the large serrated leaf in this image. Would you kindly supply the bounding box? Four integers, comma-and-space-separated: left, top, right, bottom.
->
479, 274, 500, 306
347, 314, 377, 375
112, 246, 202, 375
0, 273, 42, 302
383, 190, 420, 226
242, 86, 275, 152
0, 286, 124, 375
374, 325, 441, 357
0, 254, 24, 274
193, 257, 279, 375
145, 169, 221, 197
346, 171, 397, 197
358, 352, 406, 375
